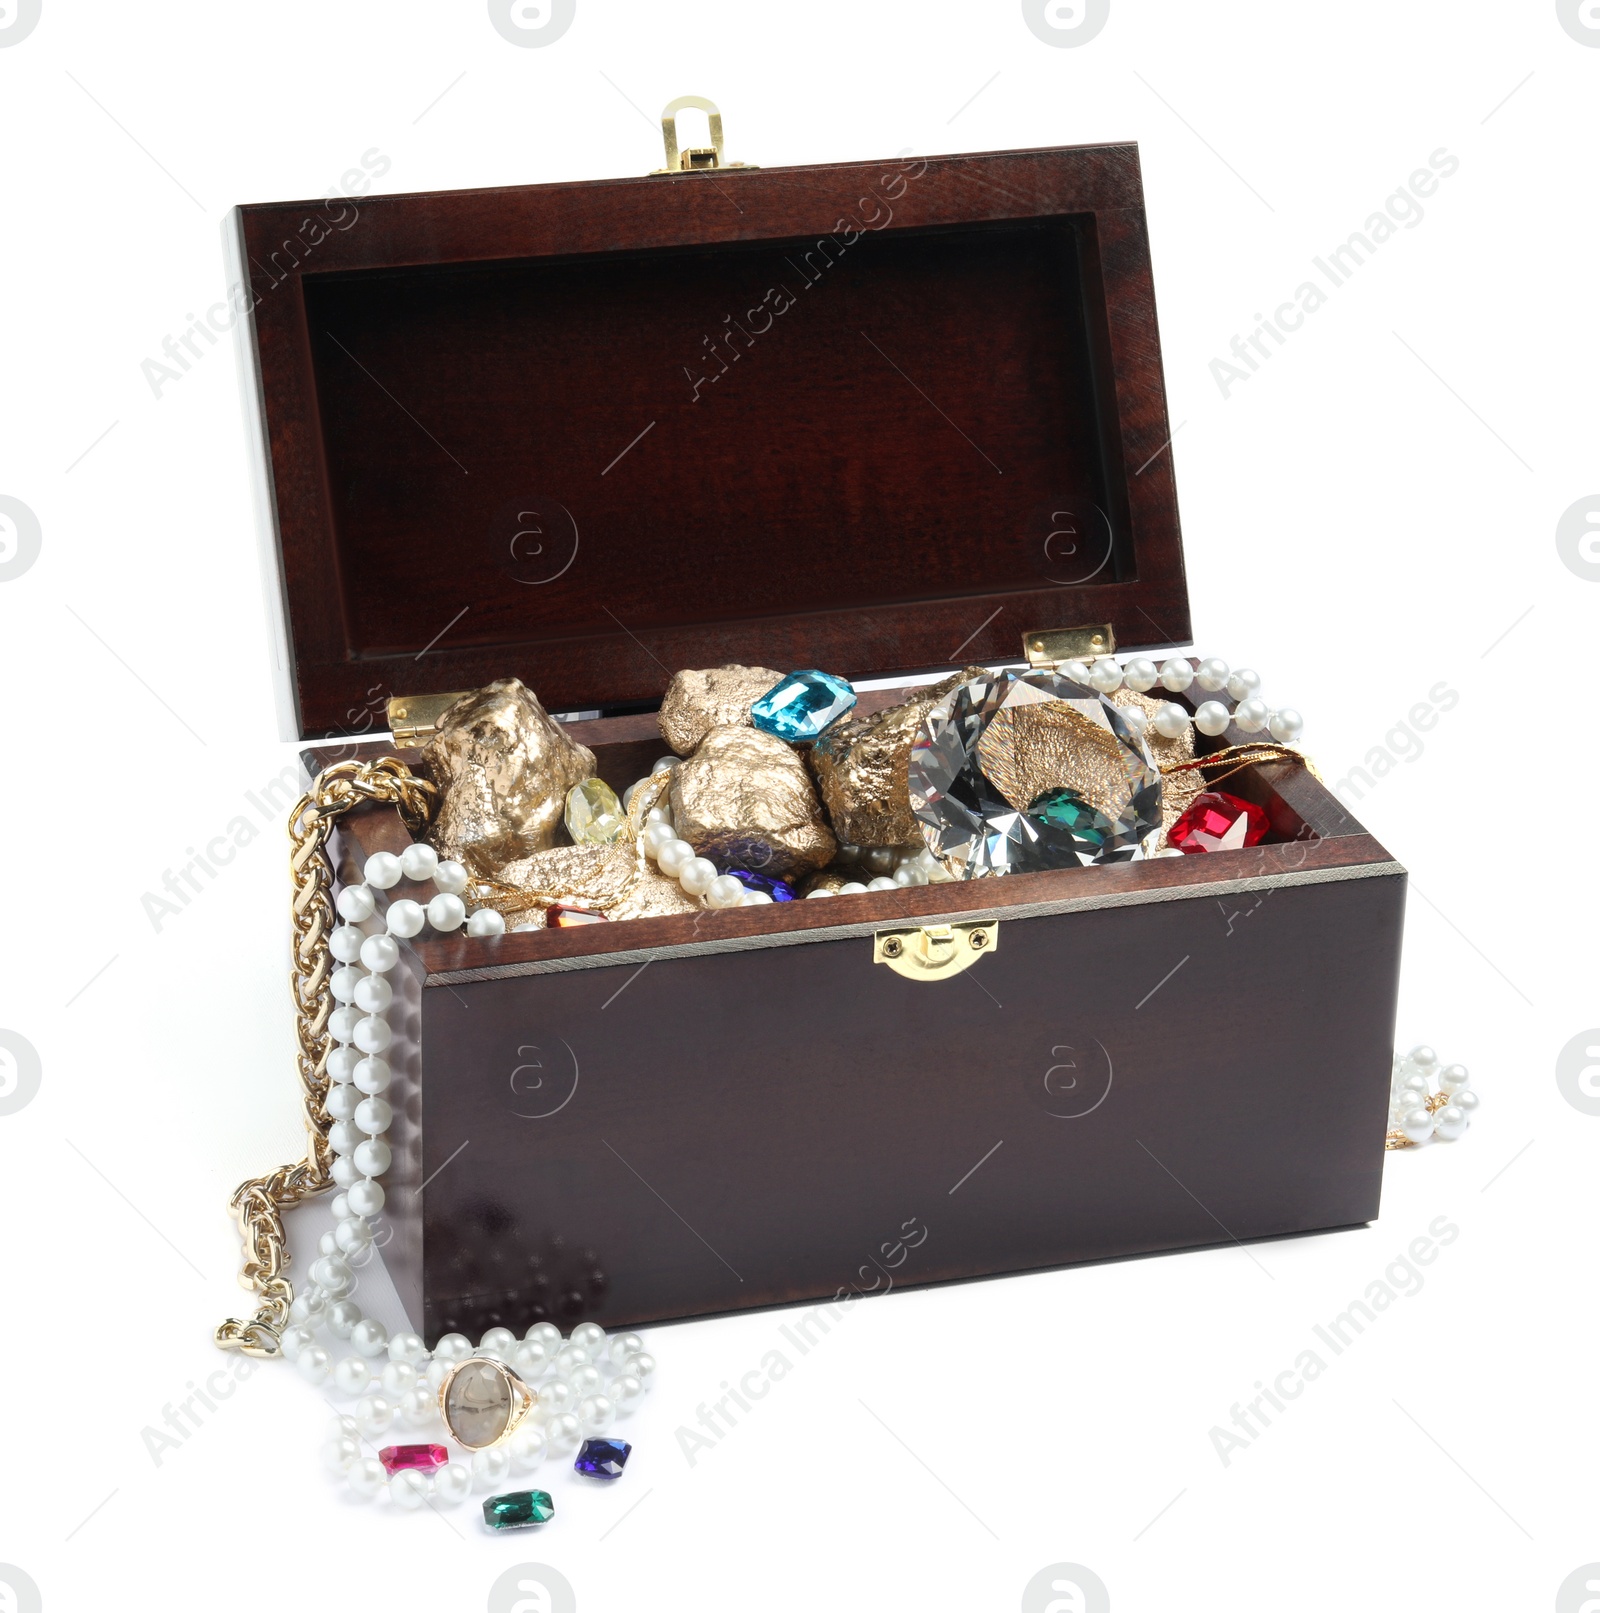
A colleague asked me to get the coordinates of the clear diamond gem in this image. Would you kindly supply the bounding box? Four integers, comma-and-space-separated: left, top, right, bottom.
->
907, 668, 1162, 879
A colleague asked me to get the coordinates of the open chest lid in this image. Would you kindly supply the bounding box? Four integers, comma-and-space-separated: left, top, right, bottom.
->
229, 127, 1191, 742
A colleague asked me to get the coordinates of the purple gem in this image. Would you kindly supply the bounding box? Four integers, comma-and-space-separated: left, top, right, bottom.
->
730, 870, 795, 902
574, 1437, 631, 1479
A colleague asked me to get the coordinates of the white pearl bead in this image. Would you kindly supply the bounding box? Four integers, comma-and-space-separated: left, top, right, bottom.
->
1439, 1064, 1471, 1092
385, 899, 425, 938
1152, 702, 1191, 740
535, 1379, 575, 1419
364, 852, 404, 890
645, 803, 671, 823
330, 925, 366, 963
332, 1356, 372, 1397
433, 1332, 473, 1364
329, 1155, 361, 1188
326, 1045, 360, 1083
381, 1360, 417, 1396
679, 856, 718, 897
509, 1423, 548, 1473
1193, 700, 1231, 737
555, 1342, 591, 1372
335, 1216, 373, 1256
1405, 1045, 1439, 1072
838, 881, 867, 894
399, 1386, 437, 1427
352, 1138, 391, 1177
526, 1321, 563, 1351
1121, 656, 1159, 692
479, 1326, 518, 1358
279, 1322, 314, 1363
346, 1457, 385, 1499
1268, 707, 1303, 743
1433, 1105, 1470, 1141
427, 892, 467, 931
354, 1096, 393, 1135
353, 974, 393, 1014
327, 1298, 362, 1337
1453, 1088, 1481, 1114
1060, 659, 1091, 684
569, 1321, 607, 1357
641, 821, 673, 858
330, 964, 365, 1004
425, 1358, 450, 1393
434, 1463, 473, 1504
353, 1056, 391, 1096
471, 1446, 511, 1490
610, 1372, 644, 1409
1088, 658, 1123, 693
288, 1289, 328, 1323
354, 1016, 392, 1055
630, 1351, 657, 1387
321, 1434, 361, 1475
579, 1394, 616, 1434
336, 885, 376, 922
1225, 668, 1261, 701
1400, 1071, 1430, 1094
1120, 705, 1149, 736
390, 1468, 431, 1509
399, 842, 438, 882
466, 908, 506, 937
354, 1393, 394, 1436
510, 1339, 550, 1379
893, 865, 928, 886
351, 1318, 389, 1357
1400, 1108, 1435, 1144
325, 1085, 360, 1123
328, 1007, 361, 1045
311, 1256, 355, 1295
568, 1364, 603, 1398
1158, 657, 1195, 692
867, 876, 897, 891
544, 1412, 583, 1455
434, 860, 469, 896
387, 1329, 425, 1364
706, 874, 745, 909
359, 933, 400, 973
1196, 657, 1230, 691
657, 838, 695, 876
806, 888, 835, 898
651, 755, 680, 774
742, 890, 774, 905
295, 1345, 331, 1384
608, 1331, 644, 1366
318, 1230, 338, 1257
1234, 697, 1270, 733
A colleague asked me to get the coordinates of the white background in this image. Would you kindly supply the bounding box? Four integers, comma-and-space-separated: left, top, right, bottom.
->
0, 3, 1594, 1610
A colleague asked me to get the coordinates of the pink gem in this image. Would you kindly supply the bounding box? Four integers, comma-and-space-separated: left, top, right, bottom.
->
378, 1443, 448, 1476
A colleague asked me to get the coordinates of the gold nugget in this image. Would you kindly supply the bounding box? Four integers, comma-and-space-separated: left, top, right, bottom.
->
658, 664, 783, 756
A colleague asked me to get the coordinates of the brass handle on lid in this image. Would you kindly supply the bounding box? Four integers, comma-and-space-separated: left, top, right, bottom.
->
649, 96, 756, 175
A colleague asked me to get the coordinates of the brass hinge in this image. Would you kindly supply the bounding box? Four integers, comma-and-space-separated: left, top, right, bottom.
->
1023, 624, 1117, 667
648, 95, 757, 175
874, 921, 998, 982
387, 691, 468, 749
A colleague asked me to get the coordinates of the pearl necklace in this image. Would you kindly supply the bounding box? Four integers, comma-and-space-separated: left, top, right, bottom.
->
1387, 1044, 1479, 1147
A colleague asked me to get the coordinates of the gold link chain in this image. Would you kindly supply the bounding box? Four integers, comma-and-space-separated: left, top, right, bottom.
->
214, 757, 436, 1358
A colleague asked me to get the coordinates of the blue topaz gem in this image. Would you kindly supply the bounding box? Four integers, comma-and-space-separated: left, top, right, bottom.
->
574, 1437, 632, 1480
730, 869, 795, 901
750, 670, 857, 742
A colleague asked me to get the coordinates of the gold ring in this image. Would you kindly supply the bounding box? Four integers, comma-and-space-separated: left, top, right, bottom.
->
438, 1356, 537, 1450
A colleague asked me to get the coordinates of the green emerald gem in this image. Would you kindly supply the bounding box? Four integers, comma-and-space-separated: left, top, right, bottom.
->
1028, 786, 1113, 855
482, 1489, 555, 1531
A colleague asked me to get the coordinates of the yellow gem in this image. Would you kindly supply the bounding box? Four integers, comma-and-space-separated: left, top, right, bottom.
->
564, 777, 628, 845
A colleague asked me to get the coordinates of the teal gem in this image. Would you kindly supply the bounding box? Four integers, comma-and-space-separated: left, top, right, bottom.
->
1028, 786, 1113, 861
482, 1489, 555, 1530
751, 670, 857, 742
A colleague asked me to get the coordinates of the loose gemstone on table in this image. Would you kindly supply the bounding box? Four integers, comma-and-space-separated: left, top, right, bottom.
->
378, 1443, 448, 1476
574, 1437, 632, 1479
750, 669, 857, 743
1166, 789, 1270, 854
546, 902, 610, 928
482, 1489, 555, 1530
443, 1358, 517, 1448
729, 869, 795, 901
565, 777, 628, 845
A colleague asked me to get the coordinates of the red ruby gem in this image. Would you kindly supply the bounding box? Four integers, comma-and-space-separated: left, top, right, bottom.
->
1166, 790, 1270, 855
547, 902, 609, 928
378, 1443, 449, 1476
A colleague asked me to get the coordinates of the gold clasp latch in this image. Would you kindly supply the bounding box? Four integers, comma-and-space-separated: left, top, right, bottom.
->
1023, 624, 1117, 667
874, 921, 998, 982
649, 95, 755, 175
387, 691, 468, 749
